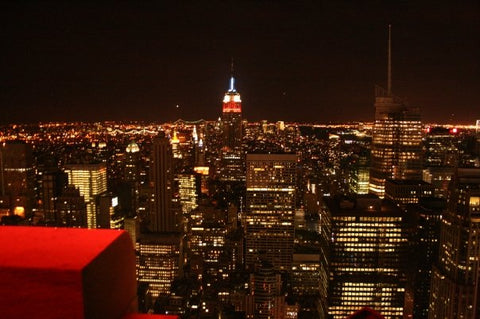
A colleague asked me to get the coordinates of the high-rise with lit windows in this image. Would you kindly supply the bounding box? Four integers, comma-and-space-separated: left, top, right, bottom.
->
369, 26, 423, 198
136, 233, 183, 298
323, 195, 413, 319
429, 168, 480, 319
64, 163, 107, 229
245, 153, 296, 271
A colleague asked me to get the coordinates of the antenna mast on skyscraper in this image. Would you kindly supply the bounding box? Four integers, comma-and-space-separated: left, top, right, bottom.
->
229, 57, 236, 92
387, 24, 392, 96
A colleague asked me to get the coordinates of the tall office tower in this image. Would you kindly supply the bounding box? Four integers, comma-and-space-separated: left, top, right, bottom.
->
369, 26, 423, 198
41, 169, 68, 225
0, 141, 35, 216
150, 132, 176, 232
404, 198, 444, 319
220, 74, 244, 181
64, 163, 107, 229
424, 127, 459, 168
55, 185, 87, 227
120, 140, 141, 218
125, 140, 141, 183
245, 153, 296, 271
429, 168, 480, 319
422, 127, 458, 198
136, 233, 183, 298
323, 195, 413, 319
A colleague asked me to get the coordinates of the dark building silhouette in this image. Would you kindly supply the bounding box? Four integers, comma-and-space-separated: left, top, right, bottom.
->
404, 198, 445, 319
55, 185, 87, 227
150, 132, 176, 232
41, 169, 68, 225
0, 141, 35, 217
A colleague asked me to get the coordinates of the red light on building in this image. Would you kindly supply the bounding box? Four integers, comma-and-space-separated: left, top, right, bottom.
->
222, 76, 242, 113
347, 307, 385, 319
123, 315, 179, 319
222, 101, 242, 113
450, 127, 458, 134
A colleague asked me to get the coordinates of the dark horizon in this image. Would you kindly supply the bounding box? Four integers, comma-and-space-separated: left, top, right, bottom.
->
1, 1, 479, 125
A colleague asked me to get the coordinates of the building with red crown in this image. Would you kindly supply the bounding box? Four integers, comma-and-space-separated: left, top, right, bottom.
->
219, 75, 245, 181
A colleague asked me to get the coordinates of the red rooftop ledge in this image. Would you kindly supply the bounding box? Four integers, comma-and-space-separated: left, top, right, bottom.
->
347, 307, 385, 319
0, 226, 177, 319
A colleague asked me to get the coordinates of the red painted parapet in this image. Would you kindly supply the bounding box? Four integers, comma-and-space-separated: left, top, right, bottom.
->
347, 307, 385, 319
123, 315, 179, 319
0, 226, 138, 319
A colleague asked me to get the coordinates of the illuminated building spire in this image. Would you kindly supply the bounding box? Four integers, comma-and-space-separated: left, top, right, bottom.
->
229, 77, 236, 93
192, 126, 198, 144
222, 60, 241, 113
228, 57, 236, 93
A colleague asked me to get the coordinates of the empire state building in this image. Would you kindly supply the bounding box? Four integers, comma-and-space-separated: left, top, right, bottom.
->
219, 75, 245, 181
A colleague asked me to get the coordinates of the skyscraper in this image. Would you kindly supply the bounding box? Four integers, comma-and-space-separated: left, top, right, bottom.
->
136, 233, 183, 298
429, 168, 480, 319
369, 25, 423, 198
123, 140, 141, 217
136, 132, 181, 308
219, 73, 244, 182
323, 195, 413, 319
245, 153, 296, 271
405, 198, 444, 319
64, 163, 107, 229
125, 140, 141, 183
150, 132, 176, 232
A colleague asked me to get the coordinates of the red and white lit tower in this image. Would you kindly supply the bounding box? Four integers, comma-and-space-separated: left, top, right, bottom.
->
219, 71, 245, 181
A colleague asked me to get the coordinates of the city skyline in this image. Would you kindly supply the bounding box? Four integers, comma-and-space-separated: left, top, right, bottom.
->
1, 1, 479, 125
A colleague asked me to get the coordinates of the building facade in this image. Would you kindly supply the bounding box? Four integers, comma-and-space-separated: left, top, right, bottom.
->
429, 168, 480, 319
245, 153, 297, 272
64, 163, 107, 229
219, 76, 244, 182
323, 195, 413, 319
150, 132, 176, 232
136, 233, 183, 298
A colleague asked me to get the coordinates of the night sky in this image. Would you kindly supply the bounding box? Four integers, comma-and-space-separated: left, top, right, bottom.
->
1, 1, 479, 124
